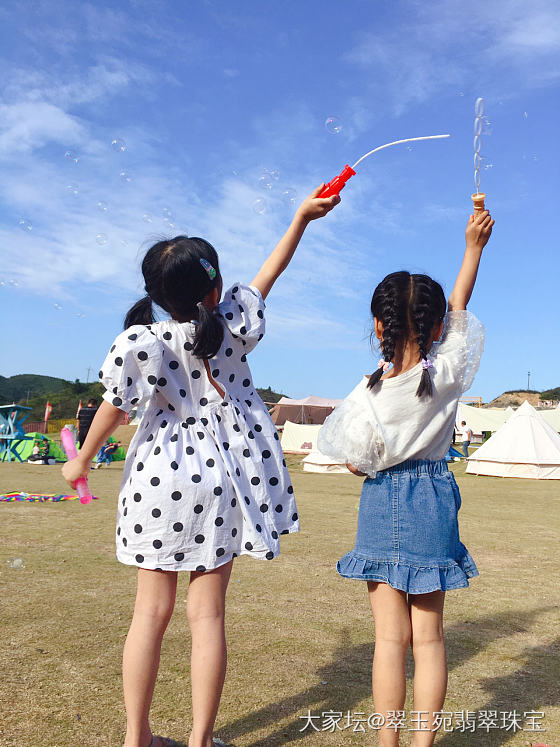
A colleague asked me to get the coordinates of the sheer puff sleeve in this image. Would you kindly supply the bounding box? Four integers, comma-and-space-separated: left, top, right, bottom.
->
218, 283, 265, 353
431, 310, 485, 393
318, 378, 384, 479
99, 326, 163, 412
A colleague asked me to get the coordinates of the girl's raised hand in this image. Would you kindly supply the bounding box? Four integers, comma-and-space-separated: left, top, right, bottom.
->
465, 210, 494, 252
296, 185, 341, 223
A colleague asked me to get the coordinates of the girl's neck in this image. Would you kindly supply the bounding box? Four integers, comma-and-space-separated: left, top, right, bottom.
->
381, 339, 422, 380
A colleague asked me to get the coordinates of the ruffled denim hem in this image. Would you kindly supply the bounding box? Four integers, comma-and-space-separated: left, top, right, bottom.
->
336, 548, 479, 594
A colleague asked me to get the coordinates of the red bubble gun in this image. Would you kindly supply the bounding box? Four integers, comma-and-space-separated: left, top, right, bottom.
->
318, 164, 356, 198
61, 426, 94, 504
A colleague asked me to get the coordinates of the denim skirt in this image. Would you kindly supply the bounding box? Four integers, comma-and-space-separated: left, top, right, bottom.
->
337, 459, 478, 594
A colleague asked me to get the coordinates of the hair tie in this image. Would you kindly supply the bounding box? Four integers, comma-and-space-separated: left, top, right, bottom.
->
377, 359, 391, 373
199, 257, 216, 280
422, 357, 433, 370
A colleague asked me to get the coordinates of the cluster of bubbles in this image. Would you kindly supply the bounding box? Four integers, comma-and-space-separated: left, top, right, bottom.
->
18, 218, 32, 232
473, 98, 493, 192
251, 168, 298, 216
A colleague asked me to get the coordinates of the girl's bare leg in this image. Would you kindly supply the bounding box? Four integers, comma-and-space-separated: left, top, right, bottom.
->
368, 581, 412, 747
409, 590, 447, 747
123, 569, 178, 747
187, 559, 233, 747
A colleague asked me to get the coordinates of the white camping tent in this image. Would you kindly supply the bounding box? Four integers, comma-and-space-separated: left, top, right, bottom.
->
540, 405, 560, 433
466, 401, 560, 479
280, 421, 321, 454
456, 403, 511, 441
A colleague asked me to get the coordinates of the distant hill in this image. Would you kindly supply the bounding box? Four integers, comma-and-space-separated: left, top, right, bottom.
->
1, 373, 286, 420
485, 390, 546, 408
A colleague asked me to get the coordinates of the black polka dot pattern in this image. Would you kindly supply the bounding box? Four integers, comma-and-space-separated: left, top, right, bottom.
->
109, 286, 296, 571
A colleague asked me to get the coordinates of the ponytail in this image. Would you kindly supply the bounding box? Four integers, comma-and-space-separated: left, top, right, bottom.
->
124, 295, 154, 329
193, 301, 224, 359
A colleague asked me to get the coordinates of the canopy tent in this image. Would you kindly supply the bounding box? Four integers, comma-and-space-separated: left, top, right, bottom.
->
302, 451, 351, 474
456, 403, 511, 438
269, 396, 341, 426
280, 421, 321, 454
466, 401, 560, 479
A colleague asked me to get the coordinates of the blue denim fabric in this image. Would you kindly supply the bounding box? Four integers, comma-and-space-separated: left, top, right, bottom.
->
337, 459, 478, 593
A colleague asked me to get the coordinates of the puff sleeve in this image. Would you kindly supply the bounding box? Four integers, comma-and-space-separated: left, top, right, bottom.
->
318, 378, 385, 479
218, 283, 266, 353
99, 326, 163, 412
431, 310, 485, 393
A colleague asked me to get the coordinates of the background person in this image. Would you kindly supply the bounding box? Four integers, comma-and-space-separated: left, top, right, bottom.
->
77, 398, 98, 448
460, 420, 473, 458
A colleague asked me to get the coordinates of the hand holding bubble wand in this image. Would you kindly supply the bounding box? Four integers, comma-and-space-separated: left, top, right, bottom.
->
317, 134, 451, 198
60, 426, 94, 504
472, 97, 487, 213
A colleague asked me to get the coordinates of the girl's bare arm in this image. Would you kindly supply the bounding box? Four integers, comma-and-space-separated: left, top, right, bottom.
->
448, 210, 494, 311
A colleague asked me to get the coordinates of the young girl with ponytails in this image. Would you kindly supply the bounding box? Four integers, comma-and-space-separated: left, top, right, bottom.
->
63, 186, 339, 747
319, 209, 494, 747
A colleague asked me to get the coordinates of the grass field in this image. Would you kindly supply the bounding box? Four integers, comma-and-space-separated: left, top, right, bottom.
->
0, 449, 558, 747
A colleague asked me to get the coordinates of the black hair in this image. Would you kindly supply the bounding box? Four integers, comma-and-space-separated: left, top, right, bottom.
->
124, 235, 224, 359
367, 271, 446, 397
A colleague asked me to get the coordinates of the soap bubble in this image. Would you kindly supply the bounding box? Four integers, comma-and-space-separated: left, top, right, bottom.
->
65, 150, 79, 164
6, 558, 25, 570
483, 162, 493, 170
119, 170, 131, 183
162, 207, 173, 220
167, 222, 176, 230
66, 184, 79, 195
252, 198, 266, 215
143, 212, 153, 224
482, 117, 493, 135
325, 116, 342, 134
523, 111, 528, 119
281, 188, 297, 206
121, 239, 129, 247
258, 172, 273, 190
473, 152, 481, 170
97, 201, 108, 212
76, 312, 86, 318
474, 117, 483, 136
96, 233, 108, 246
111, 138, 126, 152
0, 280, 5, 286
9, 279, 20, 287
473, 134, 481, 154
269, 169, 280, 181
458, 91, 465, 97
406, 145, 413, 152
18, 218, 32, 232
53, 303, 63, 310
474, 97, 485, 117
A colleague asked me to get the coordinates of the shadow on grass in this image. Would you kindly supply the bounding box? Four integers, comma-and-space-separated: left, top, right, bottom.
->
215, 605, 556, 747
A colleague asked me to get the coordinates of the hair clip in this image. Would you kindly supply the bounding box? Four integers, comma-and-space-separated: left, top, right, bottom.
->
422, 358, 433, 370
199, 257, 216, 280
377, 359, 391, 373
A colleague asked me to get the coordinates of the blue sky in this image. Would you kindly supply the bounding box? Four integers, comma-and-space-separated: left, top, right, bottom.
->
1, 0, 559, 402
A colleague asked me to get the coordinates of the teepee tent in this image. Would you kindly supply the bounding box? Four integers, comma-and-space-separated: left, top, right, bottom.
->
466, 401, 560, 479
456, 403, 510, 439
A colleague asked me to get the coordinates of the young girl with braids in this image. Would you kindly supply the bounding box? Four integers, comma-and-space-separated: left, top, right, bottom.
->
319, 209, 494, 747
62, 186, 339, 747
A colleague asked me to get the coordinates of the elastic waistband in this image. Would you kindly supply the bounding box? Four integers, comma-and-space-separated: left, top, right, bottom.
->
378, 458, 449, 476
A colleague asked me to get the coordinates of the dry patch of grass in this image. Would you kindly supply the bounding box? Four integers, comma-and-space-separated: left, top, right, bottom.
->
0, 460, 558, 746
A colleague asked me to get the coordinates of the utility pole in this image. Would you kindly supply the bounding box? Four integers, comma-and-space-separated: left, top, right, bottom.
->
86, 366, 93, 384
527, 371, 531, 390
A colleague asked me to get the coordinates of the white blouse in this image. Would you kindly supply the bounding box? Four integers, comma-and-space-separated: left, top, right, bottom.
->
318, 311, 485, 478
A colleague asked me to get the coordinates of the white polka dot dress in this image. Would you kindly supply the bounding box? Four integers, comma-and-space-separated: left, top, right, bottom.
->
99, 284, 299, 572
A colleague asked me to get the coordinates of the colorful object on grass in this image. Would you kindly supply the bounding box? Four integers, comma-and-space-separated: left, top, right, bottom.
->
318, 134, 451, 199
60, 426, 94, 504
0, 492, 99, 502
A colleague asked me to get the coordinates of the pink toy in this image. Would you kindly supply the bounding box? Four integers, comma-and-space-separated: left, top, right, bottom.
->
60, 426, 93, 504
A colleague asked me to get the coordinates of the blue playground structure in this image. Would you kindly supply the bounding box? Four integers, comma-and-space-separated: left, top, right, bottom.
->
0, 405, 33, 463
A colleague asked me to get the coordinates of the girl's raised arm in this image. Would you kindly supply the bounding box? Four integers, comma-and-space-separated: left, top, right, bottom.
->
447, 210, 494, 311
251, 186, 339, 300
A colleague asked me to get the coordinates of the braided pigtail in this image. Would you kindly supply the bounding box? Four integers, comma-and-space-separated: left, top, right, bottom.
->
410, 275, 446, 398
367, 272, 411, 390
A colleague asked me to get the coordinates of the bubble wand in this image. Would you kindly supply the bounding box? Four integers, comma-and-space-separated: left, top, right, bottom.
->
317, 134, 451, 198
60, 426, 94, 504
471, 98, 486, 213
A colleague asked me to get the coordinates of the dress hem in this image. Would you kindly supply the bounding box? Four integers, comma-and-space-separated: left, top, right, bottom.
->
336, 549, 479, 593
